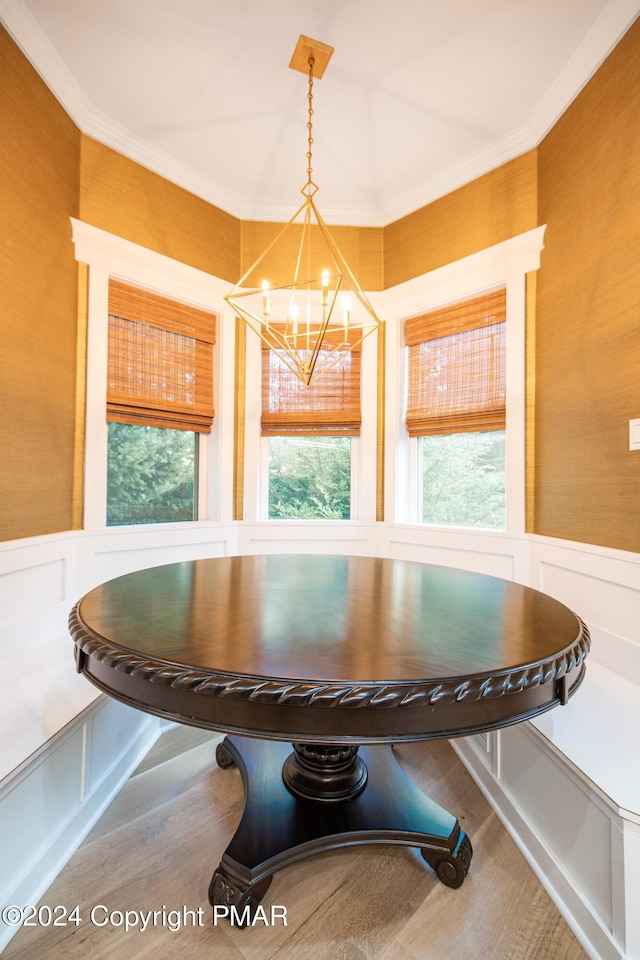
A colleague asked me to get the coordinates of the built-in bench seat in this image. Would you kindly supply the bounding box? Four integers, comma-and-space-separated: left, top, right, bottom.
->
0, 632, 98, 782
0, 637, 162, 955
531, 660, 640, 823
453, 658, 640, 960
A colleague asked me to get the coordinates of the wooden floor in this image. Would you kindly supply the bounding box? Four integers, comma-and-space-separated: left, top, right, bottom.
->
3, 726, 588, 960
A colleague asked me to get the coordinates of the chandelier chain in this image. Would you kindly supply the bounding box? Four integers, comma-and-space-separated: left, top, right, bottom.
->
306, 56, 315, 190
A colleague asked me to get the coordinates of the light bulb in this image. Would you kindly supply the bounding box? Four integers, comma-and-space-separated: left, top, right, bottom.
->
341, 294, 351, 328
261, 280, 270, 318
321, 269, 329, 306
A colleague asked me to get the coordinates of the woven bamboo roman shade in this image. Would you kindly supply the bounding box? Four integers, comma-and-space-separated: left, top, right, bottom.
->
405, 289, 506, 437
261, 326, 362, 436
107, 280, 216, 433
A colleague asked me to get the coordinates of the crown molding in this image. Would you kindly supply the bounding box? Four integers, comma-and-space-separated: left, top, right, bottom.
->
2, 0, 639, 227
380, 0, 640, 225
0, 0, 92, 126
82, 112, 256, 221
525, 0, 640, 143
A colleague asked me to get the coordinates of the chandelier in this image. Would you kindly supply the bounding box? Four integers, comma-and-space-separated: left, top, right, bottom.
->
224, 35, 382, 387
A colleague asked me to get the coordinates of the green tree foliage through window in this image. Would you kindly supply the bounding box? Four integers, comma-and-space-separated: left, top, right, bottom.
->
421, 431, 505, 529
107, 422, 197, 525
268, 437, 351, 519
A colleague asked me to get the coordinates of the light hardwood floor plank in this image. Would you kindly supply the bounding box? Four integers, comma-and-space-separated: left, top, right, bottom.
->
3, 727, 587, 960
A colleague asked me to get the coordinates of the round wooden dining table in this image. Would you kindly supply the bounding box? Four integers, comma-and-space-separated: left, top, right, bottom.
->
70, 554, 590, 918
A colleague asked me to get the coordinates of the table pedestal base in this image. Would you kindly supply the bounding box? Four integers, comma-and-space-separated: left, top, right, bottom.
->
209, 736, 472, 921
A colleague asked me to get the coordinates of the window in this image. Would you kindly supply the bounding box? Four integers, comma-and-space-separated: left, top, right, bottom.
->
261, 327, 361, 519
106, 280, 215, 525
419, 431, 505, 527
405, 289, 506, 529
268, 436, 351, 519
106, 422, 198, 524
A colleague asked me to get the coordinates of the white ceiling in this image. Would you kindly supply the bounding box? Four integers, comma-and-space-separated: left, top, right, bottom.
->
2, 0, 639, 225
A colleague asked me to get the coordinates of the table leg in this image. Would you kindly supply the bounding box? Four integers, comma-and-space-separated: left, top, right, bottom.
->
209, 736, 472, 923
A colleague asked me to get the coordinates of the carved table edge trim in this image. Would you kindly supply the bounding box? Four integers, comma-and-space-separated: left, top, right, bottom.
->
69, 604, 590, 711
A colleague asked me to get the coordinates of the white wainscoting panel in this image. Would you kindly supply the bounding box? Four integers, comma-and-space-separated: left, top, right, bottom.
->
0, 696, 160, 953
387, 525, 530, 582
529, 537, 640, 686
78, 522, 238, 596
0, 558, 65, 626
237, 521, 376, 557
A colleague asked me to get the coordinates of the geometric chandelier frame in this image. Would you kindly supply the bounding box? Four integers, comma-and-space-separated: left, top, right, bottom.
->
224, 36, 381, 387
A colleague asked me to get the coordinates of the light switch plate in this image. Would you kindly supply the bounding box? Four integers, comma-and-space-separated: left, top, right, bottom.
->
630, 418, 640, 451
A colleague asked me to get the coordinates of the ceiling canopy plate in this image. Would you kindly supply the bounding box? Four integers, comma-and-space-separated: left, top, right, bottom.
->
289, 35, 335, 78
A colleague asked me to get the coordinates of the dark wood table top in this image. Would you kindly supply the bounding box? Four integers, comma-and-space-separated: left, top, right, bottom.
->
70, 555, 590, 744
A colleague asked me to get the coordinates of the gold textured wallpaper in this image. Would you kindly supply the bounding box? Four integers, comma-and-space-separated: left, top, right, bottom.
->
240, 221, 384, 292
535, 18, 640, 552
79, 136, 241, 283
0, 27, 81, 540
383, 151, 538, 288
